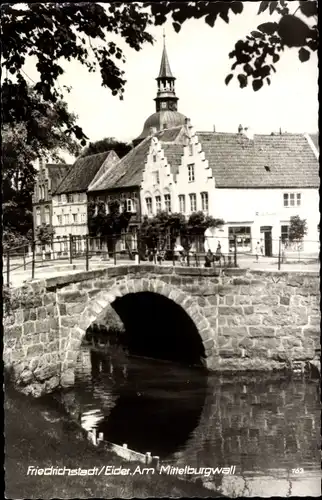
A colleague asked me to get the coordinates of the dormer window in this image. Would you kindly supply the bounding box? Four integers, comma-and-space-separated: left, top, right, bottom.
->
188, 164, 195, 182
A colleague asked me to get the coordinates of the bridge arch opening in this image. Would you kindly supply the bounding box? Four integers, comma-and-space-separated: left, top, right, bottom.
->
109, 292, 206, 366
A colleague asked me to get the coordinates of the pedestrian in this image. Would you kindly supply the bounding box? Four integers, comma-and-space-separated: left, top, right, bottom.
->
204, 249, 214, 267
215, 242, 222, 262
255, 241, 261, 262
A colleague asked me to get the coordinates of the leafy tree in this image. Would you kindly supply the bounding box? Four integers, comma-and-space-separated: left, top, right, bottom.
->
88, 199, 132, 254
139, 211, 224, 257
288, 215, 308, 261
181, 212, 225, 252
80, 137, 132, 159
139, 211, 186, 256
1, 3, 154, 144
2, 230, 32, 253
35, 224, 55, 248
2, 2, 317, 149
149, 1, 318, 91
289, 215, 308, 241
2, 87, 80, 244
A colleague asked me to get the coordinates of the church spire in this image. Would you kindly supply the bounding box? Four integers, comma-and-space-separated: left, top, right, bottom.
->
155, 32, 178, 113
158, 31, 174, 78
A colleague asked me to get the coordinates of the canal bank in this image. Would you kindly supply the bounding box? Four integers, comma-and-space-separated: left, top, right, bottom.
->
4, 382, 224, 499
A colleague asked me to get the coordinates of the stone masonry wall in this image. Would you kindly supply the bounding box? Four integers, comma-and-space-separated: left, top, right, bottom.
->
3, 265, 320, 395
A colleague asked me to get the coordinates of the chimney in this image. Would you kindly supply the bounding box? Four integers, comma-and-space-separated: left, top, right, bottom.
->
149, 126, 157, 135
213, 125, 216, 132
279, 127, 282, 135
243, 127, 254, 140
238, 124, 243, 133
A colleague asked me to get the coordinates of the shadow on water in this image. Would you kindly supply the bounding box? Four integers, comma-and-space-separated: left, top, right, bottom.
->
94, 351, 208, 457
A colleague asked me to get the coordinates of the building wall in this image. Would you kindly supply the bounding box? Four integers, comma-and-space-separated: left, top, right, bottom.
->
214, 187, 320, 255
32, 162, 53, 230
52, 192, 88, 254
140, 130, 216, 218
140, 131, 319, 257
87, 188, 141, 254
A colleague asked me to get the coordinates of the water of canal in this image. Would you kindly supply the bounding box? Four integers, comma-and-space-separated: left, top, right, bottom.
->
56, 346, 321, 497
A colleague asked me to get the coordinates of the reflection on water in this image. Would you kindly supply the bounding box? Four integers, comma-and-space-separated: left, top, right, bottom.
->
56, 347, 321, 497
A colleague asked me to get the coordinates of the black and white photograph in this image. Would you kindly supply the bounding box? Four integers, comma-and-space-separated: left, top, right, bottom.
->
2, 1, 320, 498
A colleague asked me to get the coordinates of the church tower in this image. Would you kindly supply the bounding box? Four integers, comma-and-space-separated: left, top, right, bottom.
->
133, 33, 187, 146
154, 34, 179, 113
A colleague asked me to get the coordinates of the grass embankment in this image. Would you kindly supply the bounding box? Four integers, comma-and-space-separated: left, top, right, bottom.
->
5, 385, 223, 498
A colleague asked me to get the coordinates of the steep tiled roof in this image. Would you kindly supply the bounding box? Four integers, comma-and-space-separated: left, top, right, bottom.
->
90, 126, 185, 192
162, 144, 183, 178
54, 151, 111, 194
197, 132, 319, 188
47, 164, 71, 191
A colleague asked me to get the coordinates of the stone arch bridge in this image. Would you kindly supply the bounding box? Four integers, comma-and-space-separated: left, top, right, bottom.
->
3, 264, 320, 395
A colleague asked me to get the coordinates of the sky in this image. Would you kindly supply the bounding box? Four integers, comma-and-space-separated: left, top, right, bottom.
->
23, 2, 318, 161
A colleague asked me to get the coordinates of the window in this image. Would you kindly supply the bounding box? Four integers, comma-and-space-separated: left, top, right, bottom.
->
155, 195, 162, 213
146, 197, 152, 215
201, 192, 208, 213
188, 164, 195, 182
188, 143, 193, 155
296, 193, 301, 206
66, 193, 74, 203
57, 194, 62, 204
45, 206, 50, 224
125, 199, 135, 213
57, 215, 62, 225
153, 171, 160, 185
161, 102, 167, 109
73, 213, 78, 223
74, 193, 79, 203
179, 195, 186, 213
64, 214, 69, 225
228, 226, 251, 252
283, 192, 301, 207
36, 208, 41, 226
281, 225, 289, 243
81, 213, 86, 223
153, 154, 157, 162
189, 193, 197, 212
164, 194, 171, 213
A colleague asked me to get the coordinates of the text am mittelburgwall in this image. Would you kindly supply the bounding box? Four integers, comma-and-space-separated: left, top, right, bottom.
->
158, 465, 236, 476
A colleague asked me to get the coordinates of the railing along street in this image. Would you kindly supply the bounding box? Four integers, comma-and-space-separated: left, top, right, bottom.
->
3, 233, 319, 287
